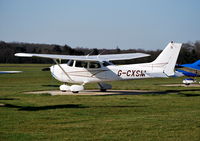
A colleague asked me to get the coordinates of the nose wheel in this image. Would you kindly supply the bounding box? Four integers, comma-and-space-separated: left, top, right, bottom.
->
59, 84, 84, 93
59, 84, 70, 92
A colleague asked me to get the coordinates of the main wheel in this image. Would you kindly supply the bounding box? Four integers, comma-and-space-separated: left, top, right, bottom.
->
72, 91, 79, 93
100, 89, 107, 92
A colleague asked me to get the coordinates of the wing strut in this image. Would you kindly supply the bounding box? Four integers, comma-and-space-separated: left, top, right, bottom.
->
97, 50, 105, 58
53, 59, 73, 82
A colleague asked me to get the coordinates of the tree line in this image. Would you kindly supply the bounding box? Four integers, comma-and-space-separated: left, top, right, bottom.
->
0, 41, 199, 64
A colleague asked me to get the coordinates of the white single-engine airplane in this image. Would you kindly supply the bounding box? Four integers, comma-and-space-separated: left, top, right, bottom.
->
15, 42, 182, 93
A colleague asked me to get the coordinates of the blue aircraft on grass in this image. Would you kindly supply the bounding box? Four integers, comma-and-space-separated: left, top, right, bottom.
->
0, 71, 22, 74
176, 60, 200, 85
176, 60, 200, 77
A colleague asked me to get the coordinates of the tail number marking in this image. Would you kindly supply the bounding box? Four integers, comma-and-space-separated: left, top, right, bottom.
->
118, 70, 146, 77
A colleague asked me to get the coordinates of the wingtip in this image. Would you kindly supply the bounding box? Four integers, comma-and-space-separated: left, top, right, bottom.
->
15, 53, 33, 57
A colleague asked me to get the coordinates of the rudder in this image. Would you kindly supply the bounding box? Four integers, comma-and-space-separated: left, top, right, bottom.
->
151, 42, 182, 76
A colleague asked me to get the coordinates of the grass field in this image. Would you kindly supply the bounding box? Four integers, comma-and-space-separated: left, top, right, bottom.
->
0, 64, 200, 141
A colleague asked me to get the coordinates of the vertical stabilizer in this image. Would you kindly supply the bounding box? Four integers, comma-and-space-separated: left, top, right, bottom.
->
151, 42, 182, 76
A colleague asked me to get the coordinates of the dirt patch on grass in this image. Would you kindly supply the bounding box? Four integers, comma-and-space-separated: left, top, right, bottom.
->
26, 89, 155, 96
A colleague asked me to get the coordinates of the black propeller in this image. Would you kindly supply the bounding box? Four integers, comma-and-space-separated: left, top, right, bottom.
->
42, 67, 50, 71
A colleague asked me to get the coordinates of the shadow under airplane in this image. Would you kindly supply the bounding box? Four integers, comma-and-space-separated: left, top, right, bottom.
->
2, 104, 88, 111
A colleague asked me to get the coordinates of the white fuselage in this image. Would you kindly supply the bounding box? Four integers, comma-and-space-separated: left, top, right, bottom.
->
50, 63, 167, 84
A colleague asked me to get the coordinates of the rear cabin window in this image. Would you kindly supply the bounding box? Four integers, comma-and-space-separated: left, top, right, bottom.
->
75, 61, 88, 68
89, 62, 101, 68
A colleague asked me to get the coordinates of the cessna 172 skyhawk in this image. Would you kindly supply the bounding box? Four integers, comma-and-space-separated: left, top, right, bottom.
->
15, 42, 182, 93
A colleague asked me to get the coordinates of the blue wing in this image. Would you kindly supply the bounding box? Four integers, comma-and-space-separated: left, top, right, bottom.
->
176, 60, 200, 77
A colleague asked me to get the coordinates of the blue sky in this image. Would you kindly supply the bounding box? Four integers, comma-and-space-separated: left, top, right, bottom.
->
0, 0, 200, 50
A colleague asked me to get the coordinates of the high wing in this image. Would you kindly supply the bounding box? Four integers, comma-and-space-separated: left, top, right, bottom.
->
15, 53, 150, 61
